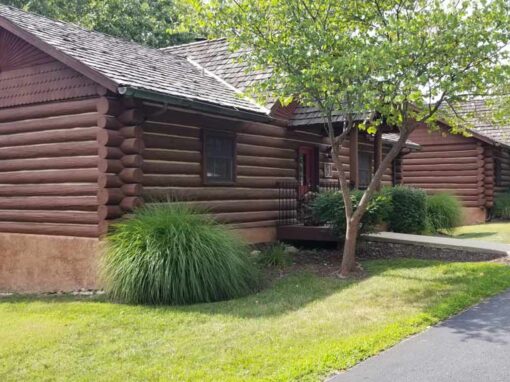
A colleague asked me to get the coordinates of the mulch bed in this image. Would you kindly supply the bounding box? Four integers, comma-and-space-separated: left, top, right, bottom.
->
262, 247, 367, 282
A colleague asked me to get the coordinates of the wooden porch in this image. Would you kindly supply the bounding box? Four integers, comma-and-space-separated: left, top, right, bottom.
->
276, 225, 337, 242
277, 129, 383, 242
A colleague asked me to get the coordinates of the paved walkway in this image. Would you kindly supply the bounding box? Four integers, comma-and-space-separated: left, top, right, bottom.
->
329, 289, 510, 382
368, 231, 510, 256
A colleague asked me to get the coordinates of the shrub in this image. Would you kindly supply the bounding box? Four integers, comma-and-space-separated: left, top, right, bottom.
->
426, 193, 463, 233
310, 189, 392, 236
256, 243, 292, 268
101, 203, 260, 305
493, 192, 510, 219
388, 186, 427, 234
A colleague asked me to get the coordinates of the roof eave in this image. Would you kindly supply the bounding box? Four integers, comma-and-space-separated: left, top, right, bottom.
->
120, 86, 273, 123
467, 129, 510, 150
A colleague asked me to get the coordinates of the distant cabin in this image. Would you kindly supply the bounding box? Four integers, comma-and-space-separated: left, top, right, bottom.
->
402, 100, 510, 224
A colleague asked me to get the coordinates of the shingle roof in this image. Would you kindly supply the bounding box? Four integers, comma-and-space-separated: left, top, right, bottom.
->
164, 39, 420, 148
0, 5, 267, 116
447, 99, 510, 147
290, 105, 371, 127
164, 39, 371, 125
162, 38, 272, 94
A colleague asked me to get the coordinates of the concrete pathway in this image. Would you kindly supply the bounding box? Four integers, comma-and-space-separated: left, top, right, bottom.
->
328, 289, 510, 382
368, 231, 510, 256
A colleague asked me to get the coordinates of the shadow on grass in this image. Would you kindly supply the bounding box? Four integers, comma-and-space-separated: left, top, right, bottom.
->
455, 232, 497, 240
0, 259, 462, 318
2, 259, 509, 325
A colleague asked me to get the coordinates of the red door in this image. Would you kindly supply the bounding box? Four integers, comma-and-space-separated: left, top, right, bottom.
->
297, 146, 317, 196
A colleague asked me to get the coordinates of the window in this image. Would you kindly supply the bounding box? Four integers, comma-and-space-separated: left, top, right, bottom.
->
324, 162, 333, 178
392, 158, 400, 186
203, 131, 236, 184
495, 158, 502, 186
358, 152, 372, 189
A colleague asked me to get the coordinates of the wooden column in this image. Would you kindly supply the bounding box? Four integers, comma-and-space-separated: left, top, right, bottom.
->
349, 128, 359, 188
374, 129, 383, 190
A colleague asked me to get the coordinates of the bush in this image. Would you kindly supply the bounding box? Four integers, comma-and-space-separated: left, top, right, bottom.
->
256, 243, 292, 268
387, 186, 427, 234
101, 203, 260, 305
426, 193, 463, 233
493, 192, 510, 219
310, 189, 392, 236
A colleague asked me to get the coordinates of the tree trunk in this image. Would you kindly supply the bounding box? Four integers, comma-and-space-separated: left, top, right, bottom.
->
341, 217, 360, 275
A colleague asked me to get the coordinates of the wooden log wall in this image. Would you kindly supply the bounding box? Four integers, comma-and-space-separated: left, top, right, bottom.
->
139, 103, 396, 230
402, 126, 487, 208
0, 97, 106, 237
492, 146, 510, 200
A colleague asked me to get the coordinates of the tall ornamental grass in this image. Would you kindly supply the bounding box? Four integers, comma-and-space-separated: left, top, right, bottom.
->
101, 203, 260, 305
426, 193, 463, 234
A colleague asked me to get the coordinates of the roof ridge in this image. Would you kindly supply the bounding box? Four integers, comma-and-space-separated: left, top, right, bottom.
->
186, 57, 270, 114
161, 38, 227, 51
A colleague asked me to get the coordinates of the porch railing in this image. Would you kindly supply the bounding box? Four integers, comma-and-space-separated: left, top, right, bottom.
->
277, 181, 340, 226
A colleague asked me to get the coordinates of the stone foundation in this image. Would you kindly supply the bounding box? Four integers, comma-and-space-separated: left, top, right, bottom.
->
0, 233, 99, 293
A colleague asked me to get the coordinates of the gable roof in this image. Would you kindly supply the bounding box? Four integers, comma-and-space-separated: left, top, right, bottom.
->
0, 5, 268, 119
163, 38, 272, 94
164, 39, 421, 148
447, 99, 510, 148
164, 39, 360, 126
165, 39, 510, 150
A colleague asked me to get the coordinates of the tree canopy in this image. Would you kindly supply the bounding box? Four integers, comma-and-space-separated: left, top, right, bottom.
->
194, 0, 510, 274
1, 0, 201, 48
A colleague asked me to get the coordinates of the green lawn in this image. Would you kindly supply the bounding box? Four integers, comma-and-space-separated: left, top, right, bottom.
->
453, 222, 510, 244
2, 259, 510, 381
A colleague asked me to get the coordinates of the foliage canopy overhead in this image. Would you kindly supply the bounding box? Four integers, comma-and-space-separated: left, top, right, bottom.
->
194, 0, 510, 133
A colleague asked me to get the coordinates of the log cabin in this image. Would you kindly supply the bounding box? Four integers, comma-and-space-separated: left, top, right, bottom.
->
0, 5, 416, 292
402, 100, 510, 224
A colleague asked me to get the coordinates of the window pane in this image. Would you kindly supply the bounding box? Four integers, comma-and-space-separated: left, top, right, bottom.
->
207, 158, 232, 180
358, 152, 372, 188
206, 136, 233, 158
204, 133, 235, 182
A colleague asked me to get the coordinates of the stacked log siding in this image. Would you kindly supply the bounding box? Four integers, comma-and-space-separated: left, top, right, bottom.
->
140, 103, 396, 230
403, 126, 490, 209
0, 98, 104, 237
0, 26, 398, 239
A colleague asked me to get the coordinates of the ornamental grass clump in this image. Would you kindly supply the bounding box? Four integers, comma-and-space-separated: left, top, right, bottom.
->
256, 243, 292, 268
101, 203, 260, 305
426, 193, 462, 234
